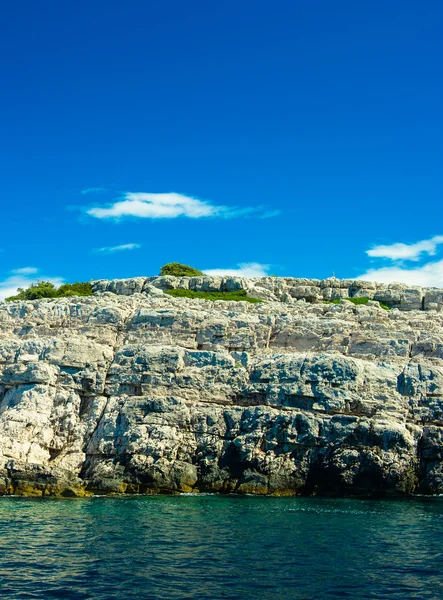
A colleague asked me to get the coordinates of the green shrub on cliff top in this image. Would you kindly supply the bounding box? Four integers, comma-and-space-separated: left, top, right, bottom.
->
56, 282, 93, 297
5, 281, 93, 302
325, 297, 391, 310
7, 281, 59, 301
160, 262, 203, 277
164, 289, 263, 303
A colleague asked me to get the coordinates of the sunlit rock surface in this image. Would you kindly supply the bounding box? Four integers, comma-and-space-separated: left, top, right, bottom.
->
1, 276, 443, 497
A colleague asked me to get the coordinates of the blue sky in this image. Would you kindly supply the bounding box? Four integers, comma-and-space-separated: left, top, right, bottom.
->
1, 0, 442, 299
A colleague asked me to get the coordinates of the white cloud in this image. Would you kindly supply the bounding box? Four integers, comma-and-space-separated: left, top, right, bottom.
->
0, 269, 64, 301
11, 267, 38, 275
203, 262, 271, 278
86, 192, 279, 221
358, 235, 443, 287
367, 235, 443, 261
81, 187, 107, 195
357, 259, 443, 288
94, 243, 142, 254
87, 192, 223, 220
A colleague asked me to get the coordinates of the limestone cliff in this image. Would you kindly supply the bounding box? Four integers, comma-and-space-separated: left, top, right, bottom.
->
1, 275, 443, 497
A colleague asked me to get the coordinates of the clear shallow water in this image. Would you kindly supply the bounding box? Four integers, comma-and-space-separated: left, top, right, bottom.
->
1, 496, 443, 599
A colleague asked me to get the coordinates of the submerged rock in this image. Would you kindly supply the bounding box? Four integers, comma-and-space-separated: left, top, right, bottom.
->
1, 276, 443, 496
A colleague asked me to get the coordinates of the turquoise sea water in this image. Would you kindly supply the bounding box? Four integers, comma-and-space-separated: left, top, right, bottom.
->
1, 496, 443, 599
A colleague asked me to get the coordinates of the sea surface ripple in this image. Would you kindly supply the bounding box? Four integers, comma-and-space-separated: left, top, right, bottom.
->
1, 495, 443, 599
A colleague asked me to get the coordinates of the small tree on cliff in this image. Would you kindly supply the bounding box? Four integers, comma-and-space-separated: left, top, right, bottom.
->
5, 281, 92, 301
7, 281, 59, 301
160, 263, 203, 277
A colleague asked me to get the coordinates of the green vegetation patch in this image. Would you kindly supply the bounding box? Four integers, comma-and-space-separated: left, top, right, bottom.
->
325, 297, 391, 310
164, 288, 263, 303
56, 282, 93, 297
160, 262, 204, 277
6, 281, 93, 302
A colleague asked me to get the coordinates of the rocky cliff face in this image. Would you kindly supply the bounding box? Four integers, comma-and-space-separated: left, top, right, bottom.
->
1, 276, 443, 497
92, 274, 443, 310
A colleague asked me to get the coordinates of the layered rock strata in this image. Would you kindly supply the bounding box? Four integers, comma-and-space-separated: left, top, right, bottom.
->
1, 276, 443, 497
93, 275, 443, 311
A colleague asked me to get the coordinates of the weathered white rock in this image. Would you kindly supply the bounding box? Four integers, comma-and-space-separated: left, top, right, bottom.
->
0, 276, 443, 496
92, 275, 443, 312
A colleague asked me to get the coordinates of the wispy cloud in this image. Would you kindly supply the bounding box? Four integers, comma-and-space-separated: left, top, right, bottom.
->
81, 187, 107, 195
367, 235, 443, 261
260, 211, 280, 219
11, 267, 38, 275
86, 192, 279, 221
94, 243, 142, 254
358, 259, 443, 287
0, 269, 64, 301
203, 262, 271, 277
358, 235, 443, 287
